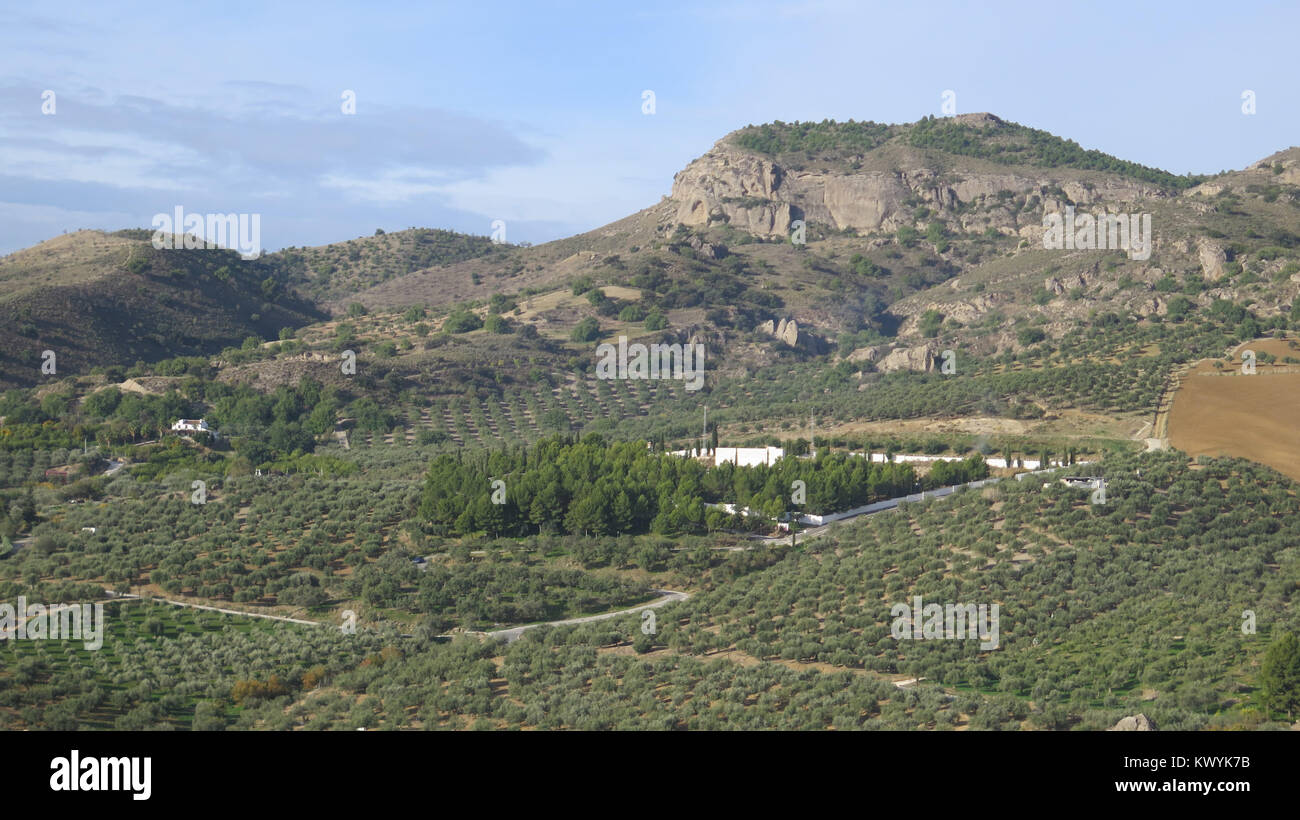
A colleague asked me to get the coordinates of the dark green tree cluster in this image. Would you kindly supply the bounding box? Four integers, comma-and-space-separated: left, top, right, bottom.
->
626, 254, 781, 331
419, 435, 710, 537
417, 436, 959, 536
731, 119, 895, 157
702, 451, 925, 518
907, 116, 1207, 189
1259, 632, 1300, 721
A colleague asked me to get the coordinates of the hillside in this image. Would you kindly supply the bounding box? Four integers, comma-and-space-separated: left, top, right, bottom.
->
9, 113, 1298, 405
336, 115, 1298, 371
0, 230, 322, 389
265, 227, 505, 306
2, 113, 1300, 733
3, 447, 1295, 730
130, 113, 1288, 475
3, 113, 1292, 468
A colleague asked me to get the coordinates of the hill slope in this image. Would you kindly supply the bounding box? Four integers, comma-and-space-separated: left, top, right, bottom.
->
0, 230, 322, 388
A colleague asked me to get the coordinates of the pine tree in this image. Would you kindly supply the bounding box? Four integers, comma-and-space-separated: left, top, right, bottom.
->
1260, 631, 1300, 721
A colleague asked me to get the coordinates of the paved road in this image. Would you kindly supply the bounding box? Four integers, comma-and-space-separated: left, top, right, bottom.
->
754, 470, 1065, 546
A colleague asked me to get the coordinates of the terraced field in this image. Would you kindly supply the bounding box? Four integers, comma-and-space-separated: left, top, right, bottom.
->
1168, 336, 1300, 481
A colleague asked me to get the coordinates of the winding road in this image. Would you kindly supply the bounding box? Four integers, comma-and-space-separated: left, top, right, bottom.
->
72, 466, 1075, 642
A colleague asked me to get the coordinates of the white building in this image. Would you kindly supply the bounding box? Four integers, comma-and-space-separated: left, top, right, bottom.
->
1059, 476, 1105, 490
713, 446, 784, 467
847, 452, 1086, 470
171, 418, 217, 437
668, 446, 784, 468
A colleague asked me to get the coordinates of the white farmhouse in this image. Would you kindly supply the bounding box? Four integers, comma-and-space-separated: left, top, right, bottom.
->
712, 446, 785, 467
171, 418, 218, 437
668, 446, 784, 468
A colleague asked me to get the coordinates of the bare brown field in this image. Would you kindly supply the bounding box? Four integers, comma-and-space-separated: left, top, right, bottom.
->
1168, 343, 1300, 482
1226, 337, 1300, 362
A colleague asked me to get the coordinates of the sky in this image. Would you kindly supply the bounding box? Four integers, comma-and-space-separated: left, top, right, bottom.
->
2, 0, 1297, 256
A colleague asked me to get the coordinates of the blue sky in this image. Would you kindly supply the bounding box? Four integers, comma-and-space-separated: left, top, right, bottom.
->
2, 0, 1297, 255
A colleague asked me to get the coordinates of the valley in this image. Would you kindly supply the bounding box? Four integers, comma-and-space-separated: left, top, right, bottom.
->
1, 112, 1298, 733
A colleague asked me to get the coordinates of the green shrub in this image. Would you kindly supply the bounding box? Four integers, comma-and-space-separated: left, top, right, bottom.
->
443, 310, 483, 334
618, 304, 646, 322
571, 317, 601, 342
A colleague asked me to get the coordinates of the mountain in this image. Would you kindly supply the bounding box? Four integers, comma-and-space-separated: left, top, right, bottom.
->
5, 114, 1299, 451
334, 113, 1299, 369
227, 113, 1294, 469
4, 115, 1299, 735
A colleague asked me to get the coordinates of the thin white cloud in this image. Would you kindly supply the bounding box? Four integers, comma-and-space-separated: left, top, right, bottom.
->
320, 168, 458, 204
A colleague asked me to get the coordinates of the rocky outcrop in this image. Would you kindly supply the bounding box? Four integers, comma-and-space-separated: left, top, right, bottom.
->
671, 148, 793, 235
845, 345, 883, 364
876, 344, 938, 373
937, 295, 1004, 323
1131, 295, 1169, 318
1045, 271, 1095, 297
1246, 149, 1300, 185
685, 234, 726, 260
1108, 714, 1158, 731
670, 133, 1166, 239
756, 317, 827, 353
114, 377, 181, 395
1197, 238, 1229, 281
820, 173, 910, 232
774, 318, 800, 347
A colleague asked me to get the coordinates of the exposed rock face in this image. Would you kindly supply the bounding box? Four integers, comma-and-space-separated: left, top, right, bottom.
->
1108, 714, 1158, 731
774, 317, 800, 347
1045, 271, 1095, 297
671, 148, 793, 235
845, 345, 883, 364
686, 234, 726, 260
1197, 238, 1229, 281
670, 135, 1165, 239
1131, 295, 1169, 318
876, 344, 937, 373
819, 173, 910, 232
846, 343, 944, 371
938, 295, 1003, 324
893, 295, 1005, 337
1246, 149, 1300, 185
114, 377, 180, 395
755, 316, 827, 353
